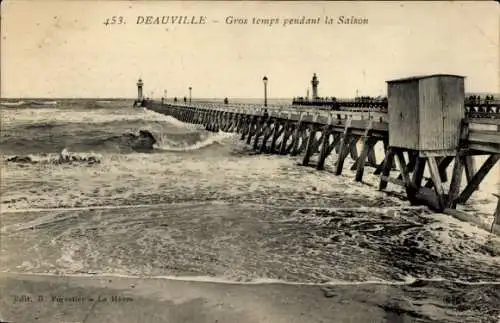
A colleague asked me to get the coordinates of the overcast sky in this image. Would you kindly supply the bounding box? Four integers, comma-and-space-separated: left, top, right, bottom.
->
1, 1, 498, 98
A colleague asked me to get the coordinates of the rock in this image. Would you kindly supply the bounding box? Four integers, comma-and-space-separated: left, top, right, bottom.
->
87, 156, 99, 164
60, 148, 70, 160
407, 278, 429, 288
138, 130, 157, 146
6, 156, 33, 163
321, 287, 336, 298
123, 129, 157, 151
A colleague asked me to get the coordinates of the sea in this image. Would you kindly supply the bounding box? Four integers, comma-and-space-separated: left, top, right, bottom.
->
0, 99, 499, 322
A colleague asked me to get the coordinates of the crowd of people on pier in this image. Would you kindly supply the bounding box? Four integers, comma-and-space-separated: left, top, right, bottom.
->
466, 95, 496, 105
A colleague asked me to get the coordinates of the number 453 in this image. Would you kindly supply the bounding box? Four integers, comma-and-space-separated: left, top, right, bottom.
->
104, 16, 125, 25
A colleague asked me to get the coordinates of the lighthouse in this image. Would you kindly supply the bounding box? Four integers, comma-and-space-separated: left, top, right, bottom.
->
311, 73, 319, 101
137, 78, 144, 101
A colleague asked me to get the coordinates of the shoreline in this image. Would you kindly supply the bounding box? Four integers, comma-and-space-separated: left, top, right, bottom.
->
3, 271, 500, 287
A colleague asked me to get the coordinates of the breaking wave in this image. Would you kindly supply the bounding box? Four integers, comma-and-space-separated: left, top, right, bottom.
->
1, 107, 231, 155
4, 148, 101, 165
154, 130, 235, 151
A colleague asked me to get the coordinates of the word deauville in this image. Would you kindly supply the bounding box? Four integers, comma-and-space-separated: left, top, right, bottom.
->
136, 16, 207, 24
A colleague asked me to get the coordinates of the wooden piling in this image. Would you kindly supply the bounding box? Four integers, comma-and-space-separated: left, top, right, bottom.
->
374, 137, 389, 175
464, 156, 477, 185
427, 157, 446, 211
246, 117, 258, 144
312, 131, 325, 155
297, 131, 310, 155
279, 123, 293, 155
290, 128, 305, 156
457, 154, 500, 204
302, 125, 318, 166
354, 120, 374, 182
491, 194, 500, 234
259, 121, 275, 153
335, 119, 352, 175
447, 153, 464, 208
367, 146, 377, 167
270, 122, 284, 153
253, 119, 268, 150
349, 137, 359, 161
316, 127, 332, 170
379, 147, 395, 190
289, 117, 304, 156
240, 118, 249, 140
395, 149, 415, 203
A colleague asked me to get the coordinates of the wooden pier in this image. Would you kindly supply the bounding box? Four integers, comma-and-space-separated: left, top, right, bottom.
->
142, 74, 500, 233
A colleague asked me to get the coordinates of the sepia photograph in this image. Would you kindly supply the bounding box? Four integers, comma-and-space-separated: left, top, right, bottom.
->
0, 1, 499, 322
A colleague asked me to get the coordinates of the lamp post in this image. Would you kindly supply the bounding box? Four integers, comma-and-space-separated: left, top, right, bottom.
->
188, 86, 192, 103
262, 76, 268, 107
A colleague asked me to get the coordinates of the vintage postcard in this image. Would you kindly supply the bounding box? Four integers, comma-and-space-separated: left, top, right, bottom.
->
1, 1, 499, 322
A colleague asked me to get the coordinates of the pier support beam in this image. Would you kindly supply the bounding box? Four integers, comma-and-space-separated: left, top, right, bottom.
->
302, 126, 318, 166
374, 138, 389, 175
290, 127, 306, 156
379, 147, 395, 190
491, 194, 500, 234
427, 157, 446, 211
240, 118, 250, 140
335, 120, 352, 175
279, 123, 293, 155
354, 138, 377, 182
317, 133, 341, 171
424, 156, 454, 188
457, 154, 500, 205
394, 149, 416, 203
259, 122, 276, 153
464, 156, 477, 187
270, 122, 284, 153
254, 120, 270, 151
316, 128, 331, 170
248, 118, 263, 145
289, 122, 304, 156
353, 120, 374, 180
447, 153, 464, 209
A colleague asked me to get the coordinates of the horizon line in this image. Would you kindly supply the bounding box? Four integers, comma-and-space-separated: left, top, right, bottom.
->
2, 92, 499, 101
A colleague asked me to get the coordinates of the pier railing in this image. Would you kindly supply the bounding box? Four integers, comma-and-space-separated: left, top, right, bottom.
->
160, 98, 500, 119
291, 98, 500, 117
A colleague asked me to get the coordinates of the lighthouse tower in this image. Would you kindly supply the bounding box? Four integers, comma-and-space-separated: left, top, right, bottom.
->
137, 78, 144, 101
311, 73, 319, 101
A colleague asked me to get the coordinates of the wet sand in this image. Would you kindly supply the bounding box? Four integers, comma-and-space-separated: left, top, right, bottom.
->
0, 272, 403, 323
